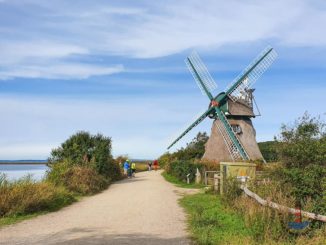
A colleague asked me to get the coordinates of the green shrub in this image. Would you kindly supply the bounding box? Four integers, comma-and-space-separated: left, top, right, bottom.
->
48, 131, 121, 181
258, 141, 280, 162
276, 113, 326, 214
47, 162, 109, 195
0, 175, 75, 217
166, 160, 202, 183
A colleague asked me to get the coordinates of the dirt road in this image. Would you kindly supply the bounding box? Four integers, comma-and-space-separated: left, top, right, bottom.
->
0, 170, 194, 245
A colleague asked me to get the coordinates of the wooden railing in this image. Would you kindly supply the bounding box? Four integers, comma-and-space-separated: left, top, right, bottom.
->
241, 185, 326, 222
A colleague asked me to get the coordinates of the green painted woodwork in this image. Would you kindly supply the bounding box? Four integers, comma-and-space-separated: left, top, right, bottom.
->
214, 107, 249, 160
186, 58, 214, 100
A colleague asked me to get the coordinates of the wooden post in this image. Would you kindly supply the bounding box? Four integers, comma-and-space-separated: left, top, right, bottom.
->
213, 173, 219, 192
195, 168, 201, 184
241, 186, 326, 222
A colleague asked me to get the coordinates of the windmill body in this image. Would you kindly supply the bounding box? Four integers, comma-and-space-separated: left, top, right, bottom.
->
203, 96, 263, 162
168, 46, 277, 162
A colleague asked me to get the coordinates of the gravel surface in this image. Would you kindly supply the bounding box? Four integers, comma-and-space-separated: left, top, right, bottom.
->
0, 170, 195, 245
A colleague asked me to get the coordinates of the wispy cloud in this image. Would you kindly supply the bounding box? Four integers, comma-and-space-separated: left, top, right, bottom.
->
0, 63, 124, 80
1, 0, 326, 79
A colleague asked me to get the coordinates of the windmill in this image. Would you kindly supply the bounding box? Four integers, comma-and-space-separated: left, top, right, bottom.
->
167, 46, 277, 162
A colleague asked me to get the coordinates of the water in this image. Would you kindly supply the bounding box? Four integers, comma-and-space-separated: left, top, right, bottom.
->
0, 164, 49, 181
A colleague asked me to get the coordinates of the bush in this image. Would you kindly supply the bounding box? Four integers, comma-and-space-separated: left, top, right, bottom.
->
47, 163, 109, 195
173, 132, 208, 161
166, 160, 203, 183
275, 113, 326, 214
258, 141, 279, 162
0, 174, 75, 217
49, 131, 121, 181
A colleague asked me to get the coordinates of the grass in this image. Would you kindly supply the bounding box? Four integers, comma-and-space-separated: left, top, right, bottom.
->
0, 211, 48, 227
180, 193, 254, 245
162, 171, 204, 189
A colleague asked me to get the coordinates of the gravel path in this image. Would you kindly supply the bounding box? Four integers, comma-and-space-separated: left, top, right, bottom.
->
0, 170, 196, 245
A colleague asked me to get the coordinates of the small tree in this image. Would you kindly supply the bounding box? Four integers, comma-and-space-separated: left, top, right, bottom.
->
49, 131, 120, 180
258, 141, 279, 162
172, 132, 209, 161
276, 112, 326, 213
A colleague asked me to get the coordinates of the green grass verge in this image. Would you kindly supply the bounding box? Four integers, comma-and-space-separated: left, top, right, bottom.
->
180, 193, 254, 245
0, 212, 48, 227
162, 172, 204, 189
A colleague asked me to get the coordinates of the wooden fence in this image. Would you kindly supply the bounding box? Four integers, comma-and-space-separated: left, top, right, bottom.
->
241, 185, 326, 222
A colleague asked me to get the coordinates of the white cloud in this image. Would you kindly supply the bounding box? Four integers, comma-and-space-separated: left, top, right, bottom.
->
0, 0, 326, 79
0, 63, 124, 80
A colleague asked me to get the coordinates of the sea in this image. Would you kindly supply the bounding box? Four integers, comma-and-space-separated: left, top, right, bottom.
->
0, 160, 48, 181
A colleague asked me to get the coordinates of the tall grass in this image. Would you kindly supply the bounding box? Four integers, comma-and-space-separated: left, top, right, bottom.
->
180, 193, 254, 245
47, 163, 110, 195
0, 174, 75, 218
222, 178, 325, 244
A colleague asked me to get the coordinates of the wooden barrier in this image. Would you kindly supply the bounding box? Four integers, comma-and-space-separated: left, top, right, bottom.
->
241, 186, 326, 222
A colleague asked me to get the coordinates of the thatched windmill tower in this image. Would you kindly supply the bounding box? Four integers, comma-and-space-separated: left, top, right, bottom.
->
168, 47, 277, 162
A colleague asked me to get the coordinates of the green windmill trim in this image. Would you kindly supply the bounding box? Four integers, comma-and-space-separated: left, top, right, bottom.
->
225, 47, 274, 97
186, 57, 214, 100
214, 107, 249, 160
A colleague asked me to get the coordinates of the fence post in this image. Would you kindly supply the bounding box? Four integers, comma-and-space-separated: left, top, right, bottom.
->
195, 168, 201, 184
187, 173, 190, 184
213, 173, 219, 192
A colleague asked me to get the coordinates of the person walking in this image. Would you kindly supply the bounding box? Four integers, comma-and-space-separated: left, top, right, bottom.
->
123, 159, 130, 176
153, 160, 159, 171
148, 161, 152, 171
131, 162, 136, 177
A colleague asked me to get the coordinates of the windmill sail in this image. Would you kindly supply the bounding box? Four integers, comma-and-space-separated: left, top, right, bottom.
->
185, 51, 217, 100
167, 107, 213, 149
226, 46, 277, 102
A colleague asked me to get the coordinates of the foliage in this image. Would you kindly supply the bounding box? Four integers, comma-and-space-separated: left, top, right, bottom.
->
277, 112, 326, 168
159, 132, 208, 166
157, 152, 174, 168
162, 172, 204, 189
0, 174, 75, 218
165, 160, 203, 183
114, 155, 128, 168
172, 132, 209, 161
275, 112, 326, 214
47, 162, 109, 195
221, 178, 326, 244
49, 131, 121, 180
258, 141, 279, 162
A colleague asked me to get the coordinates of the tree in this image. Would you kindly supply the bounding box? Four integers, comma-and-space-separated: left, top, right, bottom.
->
275, 112, 326, 213
172, 132, 209, 161
49, 131, 120, 180
258, 141, 279, 162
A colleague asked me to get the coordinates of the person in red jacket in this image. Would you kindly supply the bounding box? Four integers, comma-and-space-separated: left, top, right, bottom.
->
153, 160, 159, 171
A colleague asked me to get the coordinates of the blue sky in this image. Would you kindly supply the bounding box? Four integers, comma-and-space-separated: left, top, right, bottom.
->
0, 0, 325, 159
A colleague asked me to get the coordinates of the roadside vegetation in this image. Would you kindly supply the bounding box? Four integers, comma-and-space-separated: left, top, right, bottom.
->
0, 131, 122, 226
160, 112, 326, 244
162, 171, 204, 189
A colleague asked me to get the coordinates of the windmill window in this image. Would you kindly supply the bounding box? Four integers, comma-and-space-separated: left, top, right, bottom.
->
231, 124, 242, 134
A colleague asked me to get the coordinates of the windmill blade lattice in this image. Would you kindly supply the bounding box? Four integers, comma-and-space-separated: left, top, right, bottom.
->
214, 109, 249, 161
226, 46, 277, 102
185, 51, 218, 96
214, 120, 244, 161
